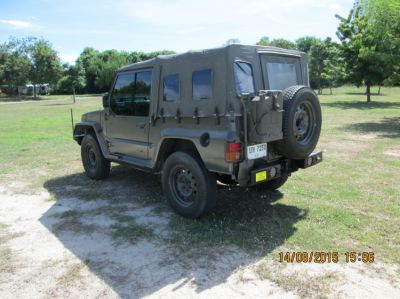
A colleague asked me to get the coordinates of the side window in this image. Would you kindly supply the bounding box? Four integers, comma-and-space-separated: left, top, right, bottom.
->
234, 61, 255, 95
163, 74, 180, 101
110, 71, 152, 116
110, 72, 135, 116
134, 71, 152, 116
192, 69, 212, 100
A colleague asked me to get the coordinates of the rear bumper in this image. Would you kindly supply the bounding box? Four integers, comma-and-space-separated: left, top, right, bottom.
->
239, 151, 323, 187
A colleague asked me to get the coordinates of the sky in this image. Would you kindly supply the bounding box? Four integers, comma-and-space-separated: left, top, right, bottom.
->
0, 0, 354, 64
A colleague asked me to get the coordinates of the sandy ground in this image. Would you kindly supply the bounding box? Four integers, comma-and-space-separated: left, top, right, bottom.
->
0, 174, 399, 299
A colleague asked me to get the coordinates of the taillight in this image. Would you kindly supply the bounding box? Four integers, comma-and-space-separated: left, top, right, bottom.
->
225, 142, 242, 162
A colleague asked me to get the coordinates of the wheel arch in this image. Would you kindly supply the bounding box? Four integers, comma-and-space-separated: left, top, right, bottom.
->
154, 138, 202, 172
73, 122, 110, 158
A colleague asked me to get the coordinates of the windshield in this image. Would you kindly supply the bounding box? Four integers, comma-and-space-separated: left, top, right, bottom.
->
234, 61, 255, 95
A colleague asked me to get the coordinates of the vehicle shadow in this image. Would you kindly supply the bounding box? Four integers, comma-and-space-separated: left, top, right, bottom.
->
41, 165, 307, 298
321, 101, 400, 110
344, 117, 400, 138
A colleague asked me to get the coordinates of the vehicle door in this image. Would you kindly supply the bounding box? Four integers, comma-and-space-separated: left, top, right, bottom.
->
104, 69, 152, 159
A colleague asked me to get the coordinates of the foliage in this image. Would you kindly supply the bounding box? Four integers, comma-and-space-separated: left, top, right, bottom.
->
256, 37, 296, 49
309, 38, 345, 93
76, 48, 175, 93
29, 39, 63, 96
365, 0, 400, 86
295, 36, 321, 53
0, 37, 62, 96
55, 64, 86, 94
0, 38, 33, 92
336, 0, 400, 101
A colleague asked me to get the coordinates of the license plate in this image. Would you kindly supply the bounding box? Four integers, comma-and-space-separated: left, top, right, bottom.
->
255, 170, 268, 182
247, 143, 267, 160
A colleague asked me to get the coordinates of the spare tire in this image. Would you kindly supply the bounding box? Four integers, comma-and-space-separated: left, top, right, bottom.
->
274, 86, 322, 159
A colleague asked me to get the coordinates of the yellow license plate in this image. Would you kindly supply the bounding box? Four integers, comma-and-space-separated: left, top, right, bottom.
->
255, 171, 268, 182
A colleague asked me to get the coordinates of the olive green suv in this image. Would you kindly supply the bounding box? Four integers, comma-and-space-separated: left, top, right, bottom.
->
73, 44, 322, 218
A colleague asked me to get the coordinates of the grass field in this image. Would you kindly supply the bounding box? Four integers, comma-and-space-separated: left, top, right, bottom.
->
0, 86, 399, 265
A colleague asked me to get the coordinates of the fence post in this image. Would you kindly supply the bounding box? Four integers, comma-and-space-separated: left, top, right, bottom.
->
73, 87, 76, 104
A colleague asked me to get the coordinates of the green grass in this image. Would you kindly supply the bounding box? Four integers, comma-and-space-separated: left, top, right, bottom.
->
0, 87, 399, 263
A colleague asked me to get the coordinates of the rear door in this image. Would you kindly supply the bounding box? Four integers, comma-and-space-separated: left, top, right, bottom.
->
104, 70, 152, 159
260, 55, 303, 90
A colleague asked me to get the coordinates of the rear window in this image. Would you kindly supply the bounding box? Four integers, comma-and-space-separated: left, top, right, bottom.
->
234, 61, 255, 95
267, 62, 298, 90
192, 69, 212, 100
163, 74, 180, 101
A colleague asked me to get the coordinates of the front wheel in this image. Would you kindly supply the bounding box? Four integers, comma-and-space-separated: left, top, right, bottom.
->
162, 152, 216, 218
81, 134, 110, 180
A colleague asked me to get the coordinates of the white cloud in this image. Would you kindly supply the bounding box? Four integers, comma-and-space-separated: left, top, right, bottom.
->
59, 53, 78, 64
0, 19, 42, 30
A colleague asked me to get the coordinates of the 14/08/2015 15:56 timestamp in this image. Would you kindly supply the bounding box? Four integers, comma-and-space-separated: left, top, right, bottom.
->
279, 252, 375, 263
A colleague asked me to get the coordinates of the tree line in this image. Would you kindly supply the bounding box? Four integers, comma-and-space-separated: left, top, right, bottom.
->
0, 38, 174, 96
0, 0, 398, 102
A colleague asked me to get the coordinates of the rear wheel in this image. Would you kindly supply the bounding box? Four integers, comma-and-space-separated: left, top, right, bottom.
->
162, 151, 216, 218
81, 134, 110, 180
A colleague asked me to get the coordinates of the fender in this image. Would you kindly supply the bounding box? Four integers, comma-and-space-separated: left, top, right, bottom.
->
73, 122, 111, 159
152, 128, 239, 173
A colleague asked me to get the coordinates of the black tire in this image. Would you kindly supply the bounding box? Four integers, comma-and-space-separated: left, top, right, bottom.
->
81, 134, 110, 180
255, 173, 289, 191
274, 86, 322, 159
162, 151, 217, 218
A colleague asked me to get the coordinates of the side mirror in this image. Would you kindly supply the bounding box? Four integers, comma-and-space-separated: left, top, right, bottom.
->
102, 94, 110, 108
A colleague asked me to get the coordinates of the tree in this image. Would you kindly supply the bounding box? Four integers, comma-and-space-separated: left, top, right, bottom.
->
29, 39, 63, 97
76, 47, 100, 93
256, 37, 295, 50
256, 36, 270, 46
76, 48, 175, 93
95, 49, 131, 92
0, 38, 32, 93
269, 38, 296, 50
55, 63, 86, 94
309, 39, 330, 94
366, 0, 400, 87
336, 1, 399, 102
295, 36, 321, 53
309, 38, 343, 94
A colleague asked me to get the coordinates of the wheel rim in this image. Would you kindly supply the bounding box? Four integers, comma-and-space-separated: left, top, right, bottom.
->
292, 100, 316, 145
169, 166, 197, 207
85, 144, 97, 170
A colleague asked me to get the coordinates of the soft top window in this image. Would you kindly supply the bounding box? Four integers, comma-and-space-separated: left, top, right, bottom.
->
266, 62, 298, 90
234, 61, 255, 95
163, 74, 180, 101
192, 69, 212, 100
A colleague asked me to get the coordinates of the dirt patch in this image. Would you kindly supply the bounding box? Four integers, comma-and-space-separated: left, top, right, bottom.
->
384, 150, 400, 158
320, 136, 369, 162
0, 183, 399, 298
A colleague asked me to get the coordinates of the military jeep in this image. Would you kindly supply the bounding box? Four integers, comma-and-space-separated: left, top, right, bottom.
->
73, 44, 322, 218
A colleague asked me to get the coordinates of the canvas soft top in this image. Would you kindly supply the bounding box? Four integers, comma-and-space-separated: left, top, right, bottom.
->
117, 44, 307, 117
119, 44, 304, 71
